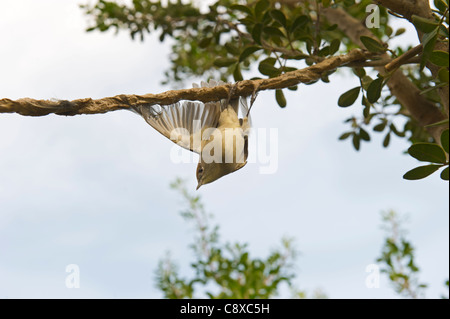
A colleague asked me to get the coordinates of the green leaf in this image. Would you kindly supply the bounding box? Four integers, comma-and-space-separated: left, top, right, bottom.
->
258, 63, 280, 77
352, 134, 361, 151
230, 4, 253, 16
239, 46, 262, 62
438, 67, 449, 83
394, 28, 406, 36
275, 89, 287, 108
339, 132, 353, 140
225, 43, 240, 55
251, 23, 263, 45
367, 77, 383, 103
390, 123, 405, 137
270, 9, 287, 27
359, 128, 371, 141
329, 39, 341, 55
441, 167, 449, 180
373, 122, 387, 132
360, 36, 386, 53
260, 57, 276, 65
338, 87, 360, 107
421, 28, 438, 70
213, 57, 237, 67
233, 63, 243, 81
408, 143, 447, 163
255, 0, 270, 19
290, 15, 308, 32
198, 37, 212, 48
383, 133, 391, 147
352, 67, 366, 78
412, 15, 440, 33
434, 0, 448, 13
263, 26, 285, 38
441, 129, 449, 154
429, 51, 449, 67
403, 164, 441, 180
361, 75, 373, 90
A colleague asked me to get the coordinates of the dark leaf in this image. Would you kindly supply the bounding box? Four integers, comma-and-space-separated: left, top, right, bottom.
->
263, 26, 285, 38
441, 167, 449, 180
233, 63, 243, 81
352, 67, 366, 78
239, 46, 262, 62
434, 0, 448, 13
373, 122, 387, 132
359, 128, 371, 141
408, 143, 447, 164
339, 132, 353, 140
440, 129, 449, 154
412, 15, 439, 33
322, 0, 331, 7
367, 77, 383, 103
360, 36, 386, 53
290, 15, 308, 32
394, 28, 406, 36
270, 9, 287, 27
214, 57, 237, 67
225, 43, 240, 55
420, 28, 438, 70
438, 67, 449, 83
258, 63, 280, 76
352, 134, 361, 151
328, 39, 341, 55
390, 123, 405, 137
230, 4, 253, 16
338, 87, 360, 107
383, 133, 391, 147
403, 164, 441, 180
198, 37, 212, 48
252, 23, 263, 45
429, 51, 449, 67
255, 0, 270, 19
275, 89, 287, 108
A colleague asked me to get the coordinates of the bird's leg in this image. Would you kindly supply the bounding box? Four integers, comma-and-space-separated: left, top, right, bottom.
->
247, 82, 260, 116
225, 82, 237, 107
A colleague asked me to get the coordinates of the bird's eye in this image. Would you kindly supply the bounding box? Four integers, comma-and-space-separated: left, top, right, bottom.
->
198, 167, 204, 174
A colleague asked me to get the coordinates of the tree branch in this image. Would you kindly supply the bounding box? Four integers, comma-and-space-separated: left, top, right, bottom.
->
376, 0, 449, 116
384, 44, 422, 72
321, 6, 447, 141
0, 49, 373, 117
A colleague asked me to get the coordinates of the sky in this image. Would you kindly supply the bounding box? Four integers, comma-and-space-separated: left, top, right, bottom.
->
0, 0, 448, 299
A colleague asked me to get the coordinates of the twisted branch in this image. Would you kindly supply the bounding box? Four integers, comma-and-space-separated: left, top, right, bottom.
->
0, 49, 373, 117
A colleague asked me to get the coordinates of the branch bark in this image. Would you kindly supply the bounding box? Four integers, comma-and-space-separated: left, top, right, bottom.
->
0, 49, 373, 116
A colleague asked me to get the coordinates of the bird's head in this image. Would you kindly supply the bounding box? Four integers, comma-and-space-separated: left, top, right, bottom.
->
196, 161, 247, 190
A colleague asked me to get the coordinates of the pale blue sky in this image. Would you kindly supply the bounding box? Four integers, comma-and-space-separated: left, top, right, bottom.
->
0, 0, 448, 298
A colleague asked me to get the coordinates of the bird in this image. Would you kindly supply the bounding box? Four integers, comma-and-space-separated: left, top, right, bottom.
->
132, 80, 251, 189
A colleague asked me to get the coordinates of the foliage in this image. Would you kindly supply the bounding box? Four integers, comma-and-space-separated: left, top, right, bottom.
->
81, 0, 449, 178
403, 129, 449, 180
376, 211, 428, 298
155, 178, 298, 298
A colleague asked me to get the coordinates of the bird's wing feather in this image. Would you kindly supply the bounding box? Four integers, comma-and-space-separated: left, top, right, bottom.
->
133, 100, 221, 154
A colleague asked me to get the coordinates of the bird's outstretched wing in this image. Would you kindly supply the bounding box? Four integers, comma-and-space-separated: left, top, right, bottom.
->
132, 100, 221, 154
132, 79, 252, 154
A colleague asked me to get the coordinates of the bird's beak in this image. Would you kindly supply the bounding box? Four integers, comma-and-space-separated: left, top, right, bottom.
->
196, 182, 202, 190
